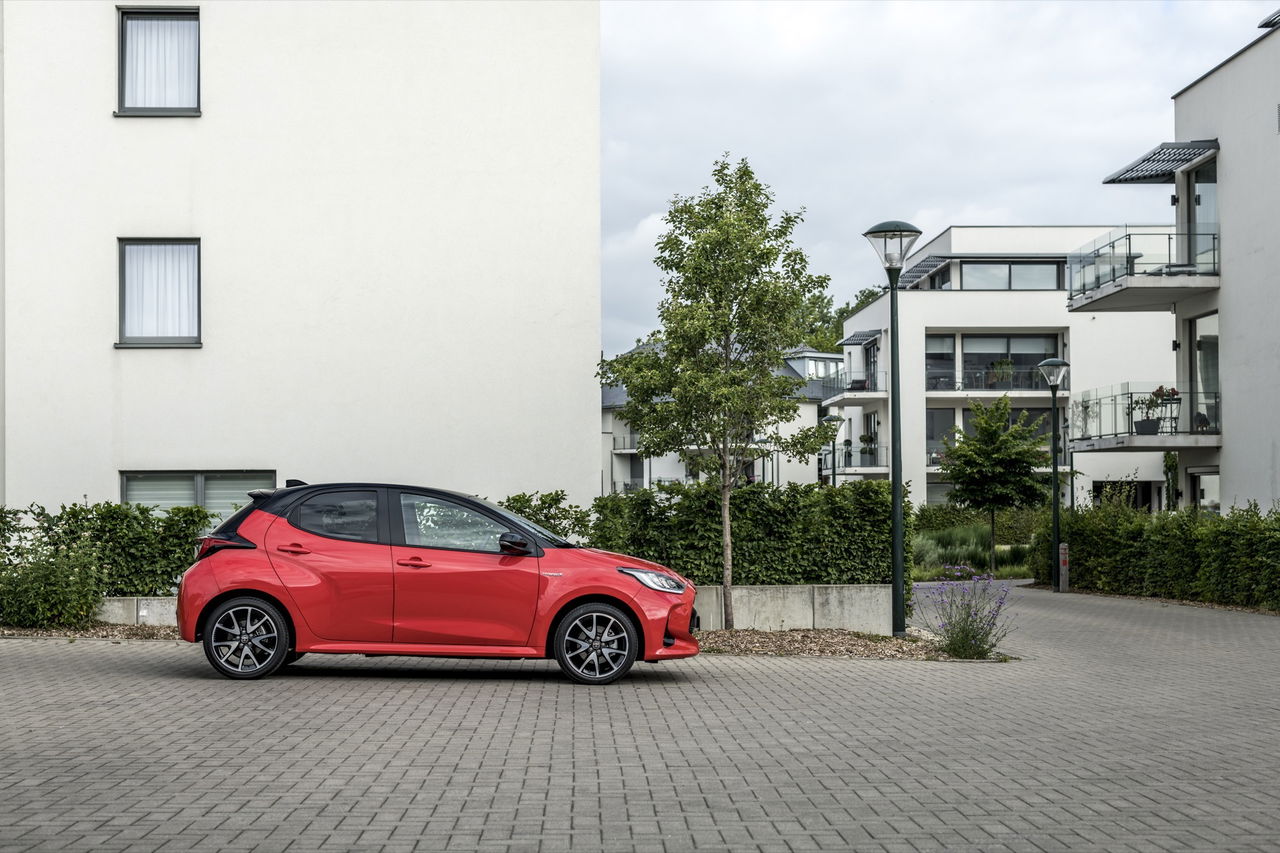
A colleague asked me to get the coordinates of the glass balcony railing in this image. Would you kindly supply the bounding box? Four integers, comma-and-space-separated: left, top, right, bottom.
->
613, 433, 641, 450
927, 367, 1065, 393
821, 371, 887, 399
1068, 227, 1219, 298
1073, 383, 1221, 440
821, 444, 889, 470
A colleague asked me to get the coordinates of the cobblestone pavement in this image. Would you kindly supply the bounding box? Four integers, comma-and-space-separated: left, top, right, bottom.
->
3, 587, 1279, 853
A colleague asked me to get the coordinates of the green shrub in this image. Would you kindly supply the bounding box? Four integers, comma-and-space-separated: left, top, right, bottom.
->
498, 490, 591, 540
917, 568, 1014, 659
0, 539, 104, 629
912, 525, 1032, 580
914, 503, 1045, 545
581, 480, 910, 595
1030, 500, 1280, 610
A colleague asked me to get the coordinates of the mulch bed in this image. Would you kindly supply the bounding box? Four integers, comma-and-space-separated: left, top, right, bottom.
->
0, 622, 180, 641
695, 627, 953, 660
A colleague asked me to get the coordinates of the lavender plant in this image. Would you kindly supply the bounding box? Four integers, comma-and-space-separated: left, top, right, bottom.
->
921, 565, 1014, 659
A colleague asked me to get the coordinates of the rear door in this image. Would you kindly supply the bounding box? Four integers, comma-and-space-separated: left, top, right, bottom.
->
391, 490, 539, 645
264, 488, 393, 642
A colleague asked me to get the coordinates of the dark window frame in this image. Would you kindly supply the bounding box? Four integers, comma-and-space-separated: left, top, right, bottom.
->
115, 6, 202, 118
117, 237, 202, 348
958, 261, 1063, 291
120, 469, 277, 508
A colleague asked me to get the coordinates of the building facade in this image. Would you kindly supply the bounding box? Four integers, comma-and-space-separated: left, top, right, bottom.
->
601, 349, 841, 494
825, 226, 1175, 507
0, 1, 601, 516
1067, 19, 1279, 513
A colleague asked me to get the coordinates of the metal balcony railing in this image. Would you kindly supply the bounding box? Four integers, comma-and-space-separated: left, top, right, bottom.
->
821, 371, 887, 399
955, 367, 1065, 393
1073, 384, 1221, 440
1068, 227, 1219, 298
821, 444, 889, 470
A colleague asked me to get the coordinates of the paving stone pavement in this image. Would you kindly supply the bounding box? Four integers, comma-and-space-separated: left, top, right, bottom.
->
2, 586, 1280, 853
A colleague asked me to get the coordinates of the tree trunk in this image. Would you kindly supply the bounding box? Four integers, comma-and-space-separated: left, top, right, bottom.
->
989, 506, 997, 576
722, 478, 735, 630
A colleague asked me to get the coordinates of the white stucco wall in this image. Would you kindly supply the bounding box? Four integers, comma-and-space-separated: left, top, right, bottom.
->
1, 1, 601, 507
1174, 29, 1280, 508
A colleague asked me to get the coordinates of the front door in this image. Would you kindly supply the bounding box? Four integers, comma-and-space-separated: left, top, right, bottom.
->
391, 491, 539, 645
264, 488, 393, 642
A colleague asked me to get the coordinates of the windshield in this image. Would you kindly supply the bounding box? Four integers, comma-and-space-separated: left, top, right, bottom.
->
471, 497, 577, 548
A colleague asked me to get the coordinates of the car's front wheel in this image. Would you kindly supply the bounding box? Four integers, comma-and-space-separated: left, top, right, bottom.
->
202, 597, 291, 680
553, 603, 638, 685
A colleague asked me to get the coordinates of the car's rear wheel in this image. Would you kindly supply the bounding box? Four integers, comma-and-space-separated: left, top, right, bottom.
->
553, 603, 638, 685
202, 597, 290, 680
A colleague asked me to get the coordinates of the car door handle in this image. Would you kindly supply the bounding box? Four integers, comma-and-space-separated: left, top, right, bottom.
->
276, 544, 311, 555
397, 557, 432, 568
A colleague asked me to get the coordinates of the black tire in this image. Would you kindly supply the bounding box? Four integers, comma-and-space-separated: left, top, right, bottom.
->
553, 603, 638, 685
202, 596, 291, 680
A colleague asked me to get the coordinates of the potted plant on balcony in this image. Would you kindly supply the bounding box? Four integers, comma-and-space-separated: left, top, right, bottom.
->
841, 438, 854, 467
859, 433, 878, 466
1128, 385, 1178, 435
990, 357, 1015, 387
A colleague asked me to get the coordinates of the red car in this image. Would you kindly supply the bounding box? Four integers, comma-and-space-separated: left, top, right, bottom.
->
177, 483, 699, 684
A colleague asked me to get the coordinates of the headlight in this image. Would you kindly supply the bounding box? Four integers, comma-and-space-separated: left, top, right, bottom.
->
618, 567, 686, 594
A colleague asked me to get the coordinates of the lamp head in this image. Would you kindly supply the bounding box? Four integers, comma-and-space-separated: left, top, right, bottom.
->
821, 413, 844, 425
862, 220, 923, 271
1037, 357, 1070, 390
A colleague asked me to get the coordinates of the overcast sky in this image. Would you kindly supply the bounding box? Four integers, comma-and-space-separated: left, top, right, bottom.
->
600, 0, 1275, 355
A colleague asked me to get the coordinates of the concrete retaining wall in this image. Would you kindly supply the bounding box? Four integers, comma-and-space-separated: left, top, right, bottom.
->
693, 585, 892, 635
96, 585, 894, 635
98, 597, 178, 627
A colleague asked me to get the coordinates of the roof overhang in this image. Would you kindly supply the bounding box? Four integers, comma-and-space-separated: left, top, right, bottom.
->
839, 329, 881, 347
1102, 140, 1218, 185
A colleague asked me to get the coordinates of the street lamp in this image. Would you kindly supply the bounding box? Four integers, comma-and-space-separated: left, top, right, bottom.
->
822, 412, 843, 486
1038, 357, 1070, 592
863, 220, 922, 637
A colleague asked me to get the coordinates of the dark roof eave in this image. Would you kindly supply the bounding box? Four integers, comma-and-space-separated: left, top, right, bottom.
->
1102, 140, 1219, 185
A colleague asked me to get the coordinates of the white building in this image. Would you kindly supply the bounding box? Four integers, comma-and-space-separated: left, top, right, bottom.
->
0, 1, 601, 516
825, 226, 1175, 507
601, 348, 841, 494
1066, 16, 1279, 513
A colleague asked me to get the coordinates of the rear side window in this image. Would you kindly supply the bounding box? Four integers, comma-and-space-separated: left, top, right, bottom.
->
297, 491, 379, 543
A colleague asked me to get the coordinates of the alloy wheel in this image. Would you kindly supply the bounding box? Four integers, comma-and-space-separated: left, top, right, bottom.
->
209, 605, 280, 675
561, 612, 630, 680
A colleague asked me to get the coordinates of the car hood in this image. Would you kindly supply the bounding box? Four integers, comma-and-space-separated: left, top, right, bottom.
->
577, 548, 690, 584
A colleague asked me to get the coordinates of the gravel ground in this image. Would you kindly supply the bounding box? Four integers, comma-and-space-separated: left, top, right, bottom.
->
695, 626, 953, 660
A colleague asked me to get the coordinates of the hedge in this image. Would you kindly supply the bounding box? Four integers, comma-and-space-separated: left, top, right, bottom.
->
0, 502, 215, 628
1029, 499, 1280, 610
513, 479, 912, 589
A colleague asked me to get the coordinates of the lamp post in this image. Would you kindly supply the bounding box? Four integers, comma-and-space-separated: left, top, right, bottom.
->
1037, 357, 1070, 592
863, 221, 922, 637
822, 413, 843, 486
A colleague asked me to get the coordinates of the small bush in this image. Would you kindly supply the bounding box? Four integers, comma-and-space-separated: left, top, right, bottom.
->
914, 504, 1045, 545
498, 490, 591, 540
918, 566, 1014, 659
0, 539, 104, 629
912, 525, 1032, 580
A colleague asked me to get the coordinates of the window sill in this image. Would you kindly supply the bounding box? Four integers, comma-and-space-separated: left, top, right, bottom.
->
113, 109, 202, 118
115, 342, 202, 349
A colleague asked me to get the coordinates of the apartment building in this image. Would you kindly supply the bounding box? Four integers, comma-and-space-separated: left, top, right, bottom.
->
601, 348, 841, 493
0, 2, 601, 516
1065, 17, 1279, 513
825, 226, 1174, 507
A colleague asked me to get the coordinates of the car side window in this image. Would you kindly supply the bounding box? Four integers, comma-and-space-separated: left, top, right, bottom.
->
297, 491, 379, 543
400, 494, 508, 553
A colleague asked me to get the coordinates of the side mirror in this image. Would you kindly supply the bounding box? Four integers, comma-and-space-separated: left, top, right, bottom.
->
498, 532, 534, 555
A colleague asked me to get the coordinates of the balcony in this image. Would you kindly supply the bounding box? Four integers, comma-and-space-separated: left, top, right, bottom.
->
1067, 227, 1219, 312
821, 444, 889, 474
1069, 383, 1222, 452
611, 477, 645, 494
926, 367, 1065, 394
821, 371, 888, 407
612, 433, 641, 452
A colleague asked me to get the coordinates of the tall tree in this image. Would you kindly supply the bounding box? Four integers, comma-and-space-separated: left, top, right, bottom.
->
598, 156, 834, 628
939, 396, 1049, 573
803, 288, 882, 352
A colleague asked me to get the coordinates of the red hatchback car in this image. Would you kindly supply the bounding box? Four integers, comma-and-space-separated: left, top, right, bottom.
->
177, 483, 699, 684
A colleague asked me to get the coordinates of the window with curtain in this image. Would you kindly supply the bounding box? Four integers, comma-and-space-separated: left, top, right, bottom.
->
123, 471, 276, 520
120, 240, 200, 344
119, 10, 200, 114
